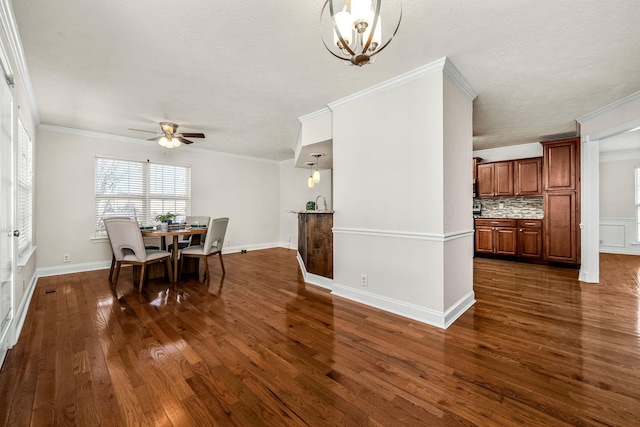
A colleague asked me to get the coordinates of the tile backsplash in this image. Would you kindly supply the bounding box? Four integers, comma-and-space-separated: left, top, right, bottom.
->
474, 197, 543, 219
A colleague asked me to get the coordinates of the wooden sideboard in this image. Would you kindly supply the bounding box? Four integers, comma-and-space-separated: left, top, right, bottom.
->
297, 212, 333, 279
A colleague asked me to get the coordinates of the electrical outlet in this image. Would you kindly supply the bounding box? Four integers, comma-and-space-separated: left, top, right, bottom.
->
498, 202, 505, 209
63, 253, 71, 263
22, 280, 26, 291
360, 274, 368, 287
226, 239, 230, 246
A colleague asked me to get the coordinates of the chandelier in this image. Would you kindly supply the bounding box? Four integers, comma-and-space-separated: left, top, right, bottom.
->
320, 0, 402, 66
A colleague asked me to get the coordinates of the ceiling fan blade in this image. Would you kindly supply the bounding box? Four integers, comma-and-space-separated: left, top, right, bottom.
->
177, 137, 194, 144
129, 128, 159, 134
179, 132, 205, 138
147, 136, 163, 141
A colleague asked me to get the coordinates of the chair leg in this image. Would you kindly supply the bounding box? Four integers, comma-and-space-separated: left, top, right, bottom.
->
179, 255, 185, 281
165, 257, 173, 283
203, 255, 210, 284
218, 252, 225, 275
138, 264, 146, 292
113, 262, 121, 290
109, 255, 115, 283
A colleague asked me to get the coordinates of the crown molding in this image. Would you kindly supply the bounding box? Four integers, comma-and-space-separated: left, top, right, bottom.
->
577, 90, 640, 124
328, 57, 477, 110
0, 0, 40, 124
38, 124, 281, 164
298, 107, 332, 122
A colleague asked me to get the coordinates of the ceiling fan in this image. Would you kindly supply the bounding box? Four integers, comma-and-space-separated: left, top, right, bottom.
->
130, 122, 205, 147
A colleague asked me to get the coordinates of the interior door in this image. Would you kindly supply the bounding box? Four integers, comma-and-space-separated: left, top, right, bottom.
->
0, 76, 14, 352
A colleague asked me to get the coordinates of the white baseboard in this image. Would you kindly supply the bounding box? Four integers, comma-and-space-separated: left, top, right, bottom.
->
295, 252, 334, 290
0, 271, 38, 368
331, 283, 475, 329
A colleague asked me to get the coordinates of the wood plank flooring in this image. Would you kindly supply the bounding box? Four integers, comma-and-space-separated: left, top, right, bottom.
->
1, 248, 639, 426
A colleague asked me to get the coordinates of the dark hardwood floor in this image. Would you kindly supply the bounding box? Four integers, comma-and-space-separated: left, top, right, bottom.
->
1, 248, 639, 426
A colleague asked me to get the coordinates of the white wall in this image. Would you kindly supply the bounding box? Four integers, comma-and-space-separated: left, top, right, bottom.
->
330, 59, 476, 328
279, 159, 332, 249
473, 142, 542, 162
599, 151, 640, 254
35, 128, 282, 273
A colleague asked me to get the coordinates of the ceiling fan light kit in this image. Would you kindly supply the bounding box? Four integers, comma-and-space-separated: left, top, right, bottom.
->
321, 0, 402, 66
130, 122, 206, 148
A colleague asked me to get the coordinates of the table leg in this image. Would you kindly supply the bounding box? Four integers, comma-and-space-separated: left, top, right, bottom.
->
172, 235, 179, 282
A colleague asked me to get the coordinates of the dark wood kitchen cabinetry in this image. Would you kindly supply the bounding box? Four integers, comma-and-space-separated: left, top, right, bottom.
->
297, 213, 333, 278
542, 138, 580, 265
477, 161, 514, 197
514, 157, 542, 196
517, 219, 543, 259
474, 219, 517, 256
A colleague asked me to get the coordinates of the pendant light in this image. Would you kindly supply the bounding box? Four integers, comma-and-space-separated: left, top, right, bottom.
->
310, 153, 322, 184
306, 162, 316, 188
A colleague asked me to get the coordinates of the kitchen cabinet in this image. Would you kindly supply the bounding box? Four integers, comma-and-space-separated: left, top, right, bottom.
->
542, 138, 580, 265
515, 157, 542, 196
298, 212, 333, 278
474, 219, 517, 256
477, 161, 514, 197
517, 219, 543, 259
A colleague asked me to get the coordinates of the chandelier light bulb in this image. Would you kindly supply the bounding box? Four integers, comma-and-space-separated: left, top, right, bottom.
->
308, 175, 315, 188
313, 169, 321, 183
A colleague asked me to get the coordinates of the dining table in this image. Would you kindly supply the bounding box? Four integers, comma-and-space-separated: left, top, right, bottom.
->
142, 227, 208, 282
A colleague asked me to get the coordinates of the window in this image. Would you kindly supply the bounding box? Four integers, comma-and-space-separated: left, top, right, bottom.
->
95, 157, 190, 236
17, 119, 33, 252
636, 166, 640, 242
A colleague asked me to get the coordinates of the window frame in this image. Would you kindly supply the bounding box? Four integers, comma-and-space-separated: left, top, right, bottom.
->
94, 156, 191, 237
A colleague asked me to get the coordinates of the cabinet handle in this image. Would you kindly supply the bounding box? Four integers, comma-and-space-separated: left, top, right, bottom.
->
524, 222, 535, 226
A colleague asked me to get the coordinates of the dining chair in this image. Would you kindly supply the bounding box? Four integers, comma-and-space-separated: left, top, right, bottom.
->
104, 218, 173, 292
105, 216, 159, 282
168, 215, 211, 251
180, 217, 228, 283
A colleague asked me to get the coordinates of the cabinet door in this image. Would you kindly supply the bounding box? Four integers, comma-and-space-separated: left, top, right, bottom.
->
518, 228, 542, 259
476, 163, 495, 197
543, 139, 578, 191
475, 226, 495, 253
494, 161, 514, 196
544, 191, 577, 262
515, 157, 542, 196
495, 227, 517, 255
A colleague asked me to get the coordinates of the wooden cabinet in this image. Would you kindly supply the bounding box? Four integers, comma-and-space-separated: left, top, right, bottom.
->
515, 157, 542, 196
476, 158, 542, 198
542, 138, 580, 265
298, 213, 333, 278
477, 161, 514, 197
544, 191, 578, 263
517, 219, 543, 259
474, 219, 517, 256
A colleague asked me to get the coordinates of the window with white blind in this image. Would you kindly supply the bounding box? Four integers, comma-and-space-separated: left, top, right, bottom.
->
95, 157, 190, 236
636, 166, 640, 242
17, 119, 33, 253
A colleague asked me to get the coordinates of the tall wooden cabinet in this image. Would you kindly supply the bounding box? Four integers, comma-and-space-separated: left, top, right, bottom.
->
542, 138, 580, 265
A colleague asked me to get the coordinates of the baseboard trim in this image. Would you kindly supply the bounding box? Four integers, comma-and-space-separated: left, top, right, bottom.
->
331, 284, 475, 329
13, 273, 38, 344
295, 252, 334, 291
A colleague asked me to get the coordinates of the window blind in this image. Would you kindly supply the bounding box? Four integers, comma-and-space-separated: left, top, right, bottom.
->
95, 158, 191, 236
17, 119, 32, 252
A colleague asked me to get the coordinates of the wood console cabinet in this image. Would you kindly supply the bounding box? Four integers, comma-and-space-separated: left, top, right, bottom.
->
297, 213, 333, 278
542, 138, 580, 265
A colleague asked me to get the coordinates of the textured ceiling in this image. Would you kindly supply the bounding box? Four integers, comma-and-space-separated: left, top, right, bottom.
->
11, 0, 640, 161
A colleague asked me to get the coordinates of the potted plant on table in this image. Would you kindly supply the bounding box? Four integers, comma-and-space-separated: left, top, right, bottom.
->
155, 212, 176, 231
155, 212, 176, 224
